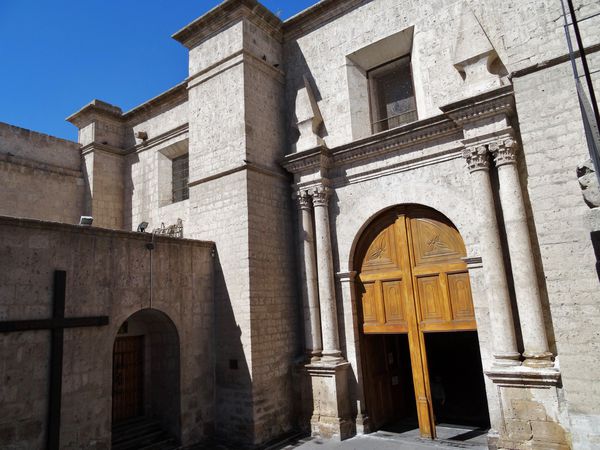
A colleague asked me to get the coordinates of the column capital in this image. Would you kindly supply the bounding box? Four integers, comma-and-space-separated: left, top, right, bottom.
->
312, 185, 332, 207
491, 138, 518, 167
296, 189, 313, 211
463, 145, 491, 173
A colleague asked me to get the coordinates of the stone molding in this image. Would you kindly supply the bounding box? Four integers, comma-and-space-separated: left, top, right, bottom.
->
130, 123, 189, 154
336, 271, 357, 282
172, 0, 283, 49
80, 142, 128, 157
0, 215, 215, 248
283, 0, 368, 41
282, 116, 459, 175
440, 85, 514, 126
485, 366, 561, 388
462, 256, 483, 270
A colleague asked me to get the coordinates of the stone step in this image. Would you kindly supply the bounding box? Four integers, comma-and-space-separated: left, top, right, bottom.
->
112, 417, 178, 450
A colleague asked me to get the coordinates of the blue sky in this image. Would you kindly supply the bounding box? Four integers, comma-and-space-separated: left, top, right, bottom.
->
0, 1, 318, 141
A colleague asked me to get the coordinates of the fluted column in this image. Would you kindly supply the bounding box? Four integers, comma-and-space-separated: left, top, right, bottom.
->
312, 185, 342, 361
297, 190, 323, 361
464, 145, 520, 366
491, 138, 553, 368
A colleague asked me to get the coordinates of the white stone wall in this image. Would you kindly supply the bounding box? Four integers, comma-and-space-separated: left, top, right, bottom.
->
0, 122, 84, 224
513, 55, 600, 449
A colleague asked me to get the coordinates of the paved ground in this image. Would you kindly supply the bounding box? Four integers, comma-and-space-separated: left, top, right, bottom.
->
281, 425, 488, 450
187, 424, 489, 450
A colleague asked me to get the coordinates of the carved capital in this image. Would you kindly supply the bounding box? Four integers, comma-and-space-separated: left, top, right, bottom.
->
312, 186, 332, 207
463, 145, 490, 172
296, 190, 312, 210
491, 138, 518, 167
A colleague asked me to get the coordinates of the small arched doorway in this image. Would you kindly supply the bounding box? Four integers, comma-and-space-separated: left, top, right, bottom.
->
111, 309, 181, 448
354, 205, 489, 439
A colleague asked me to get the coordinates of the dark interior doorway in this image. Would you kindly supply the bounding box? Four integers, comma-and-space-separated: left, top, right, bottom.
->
363, 334, 418, 432
424, 331, 490, 428
113, 336, 145, 423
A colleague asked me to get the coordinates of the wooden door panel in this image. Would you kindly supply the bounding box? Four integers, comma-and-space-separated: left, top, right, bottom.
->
382, 280, 407, 326
361, 225, 402, 273
409, 218, 466, 268
113, 336, 144, 423
416, 276, 445, 323
361, 282, 378, 326
448, 272, 475, 321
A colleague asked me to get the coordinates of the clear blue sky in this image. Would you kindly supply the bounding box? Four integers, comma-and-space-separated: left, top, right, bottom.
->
0, 1, 318, 141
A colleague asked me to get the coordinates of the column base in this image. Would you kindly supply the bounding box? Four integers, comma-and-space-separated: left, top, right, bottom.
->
522, 351, 554, 368
355, 412, 371, 435
492, 351, 522, 367
306, 360, 353, 441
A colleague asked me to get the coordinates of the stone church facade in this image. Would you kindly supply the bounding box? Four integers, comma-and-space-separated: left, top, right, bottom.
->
1, 0, 599, 449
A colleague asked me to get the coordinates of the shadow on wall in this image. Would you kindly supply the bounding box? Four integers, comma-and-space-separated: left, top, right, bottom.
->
591, 231, 600, 281
211, 250, 254, 446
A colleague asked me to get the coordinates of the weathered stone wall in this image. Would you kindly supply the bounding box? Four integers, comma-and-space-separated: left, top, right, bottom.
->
0, 216, 214, 450
0, 122, 84, 224
512, 54, 600, 449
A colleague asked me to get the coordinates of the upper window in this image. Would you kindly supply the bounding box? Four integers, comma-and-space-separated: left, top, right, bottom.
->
172, 153, 189, 203
368, 56, 417, 133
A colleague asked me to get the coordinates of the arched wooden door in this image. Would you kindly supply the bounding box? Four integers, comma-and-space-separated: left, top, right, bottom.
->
355, 206, 477, 439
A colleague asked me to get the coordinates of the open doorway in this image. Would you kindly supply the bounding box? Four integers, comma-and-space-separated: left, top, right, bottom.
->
425, 331, 490, 439
363, 334, 418, 432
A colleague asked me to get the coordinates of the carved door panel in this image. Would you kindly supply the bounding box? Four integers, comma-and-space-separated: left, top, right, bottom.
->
357, 208, 477, 440
113, 336, 144, 423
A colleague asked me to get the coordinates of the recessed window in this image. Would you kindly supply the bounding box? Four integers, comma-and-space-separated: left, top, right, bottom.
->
172, 153, 189, 203
369, 56, 417, 133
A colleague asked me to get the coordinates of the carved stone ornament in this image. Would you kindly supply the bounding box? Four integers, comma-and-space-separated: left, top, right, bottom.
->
463, 145, 490, 172
312, 186, 332, 207
491, 138, 518, 167
577, 158, 600, 208
297, 190, 312, 210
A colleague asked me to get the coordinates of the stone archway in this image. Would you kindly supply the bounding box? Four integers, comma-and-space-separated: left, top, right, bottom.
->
353, 205, 489, 439
111, 308, 181, 448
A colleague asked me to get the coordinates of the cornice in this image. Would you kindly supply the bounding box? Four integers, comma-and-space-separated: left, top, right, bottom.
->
282, 114, 459, 175
281, 145, 331, 174
130, 123, 189, 154
283, 0, 371, 41
80, 142, 128, 157
172, 0, 282, 49
440, 85, 515, 126
66, 100, 123, 127
0, 215, 215, 248
123, 82, 188, 123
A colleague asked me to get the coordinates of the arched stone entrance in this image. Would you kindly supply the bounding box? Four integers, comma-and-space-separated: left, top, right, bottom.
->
111, 308, 181, 447
354, 205, 489, 439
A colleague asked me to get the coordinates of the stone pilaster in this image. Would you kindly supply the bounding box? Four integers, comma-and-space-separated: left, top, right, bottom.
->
306, 361, 353, 440
491, 138, 554, 368
463, 145, 520, 366
312, 185, 342, 361
297, 190, 322, 361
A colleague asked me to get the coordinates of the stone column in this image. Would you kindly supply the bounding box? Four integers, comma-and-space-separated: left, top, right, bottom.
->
298, 190, 323, 361
312, 185, 342, 361
464, 145, 521, 366
491, 138, 553, 368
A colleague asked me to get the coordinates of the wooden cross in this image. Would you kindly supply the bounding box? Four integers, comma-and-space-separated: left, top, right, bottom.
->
0, 270, 109, 450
